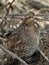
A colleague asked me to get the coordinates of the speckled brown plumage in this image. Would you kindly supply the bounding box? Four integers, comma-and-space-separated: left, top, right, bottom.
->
4, 22, 38, 63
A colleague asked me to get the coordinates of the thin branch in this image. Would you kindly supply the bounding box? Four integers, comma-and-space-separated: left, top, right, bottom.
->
0, 44, 28, 65
38, 48, 49, 62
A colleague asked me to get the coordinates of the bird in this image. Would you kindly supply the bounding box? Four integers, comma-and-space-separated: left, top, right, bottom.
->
2, 11, 40, 65
4, 18, 39, 64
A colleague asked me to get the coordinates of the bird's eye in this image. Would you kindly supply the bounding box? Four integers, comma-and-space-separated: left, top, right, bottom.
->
29, 17, 31, 18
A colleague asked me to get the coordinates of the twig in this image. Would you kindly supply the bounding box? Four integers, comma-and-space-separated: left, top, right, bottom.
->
38, 48, 49, 62
0, 44, 28, 65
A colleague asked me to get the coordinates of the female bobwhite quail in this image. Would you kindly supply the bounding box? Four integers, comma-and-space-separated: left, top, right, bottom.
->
4, 11, 39, 64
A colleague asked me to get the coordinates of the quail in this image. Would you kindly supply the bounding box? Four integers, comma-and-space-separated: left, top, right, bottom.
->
2, 11, 40, 64
4, 19, 39, 64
